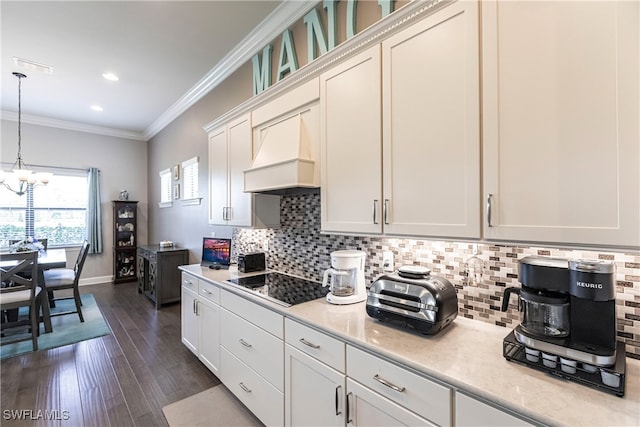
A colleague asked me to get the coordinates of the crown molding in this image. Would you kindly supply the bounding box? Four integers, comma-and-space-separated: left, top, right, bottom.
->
143, 0, 317, 141
0, 110, 146, 141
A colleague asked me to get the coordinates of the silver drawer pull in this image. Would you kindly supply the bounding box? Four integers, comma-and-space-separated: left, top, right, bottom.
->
239, 339, 252, 348
202, 289, 212, 295
373, 374, 406, 392
239, 382, 252, 393
299, 338, 320, 349
183, 280, 192, 285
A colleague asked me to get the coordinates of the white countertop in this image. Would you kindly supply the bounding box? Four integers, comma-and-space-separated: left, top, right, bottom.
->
180, 264, 640, 427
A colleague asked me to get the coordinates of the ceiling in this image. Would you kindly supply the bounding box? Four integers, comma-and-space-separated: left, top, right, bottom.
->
0, 0, 304, 141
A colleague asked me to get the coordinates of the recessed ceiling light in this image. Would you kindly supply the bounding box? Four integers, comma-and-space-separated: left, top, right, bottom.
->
13, 57, 53, 74
102, 72, 119, 81
91, 105, 103, 112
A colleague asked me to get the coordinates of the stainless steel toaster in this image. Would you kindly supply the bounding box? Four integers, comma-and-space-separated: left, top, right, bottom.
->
366, 268, 458, 335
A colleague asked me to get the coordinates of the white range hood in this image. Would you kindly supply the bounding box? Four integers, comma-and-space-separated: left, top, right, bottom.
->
244, 109, 319, 194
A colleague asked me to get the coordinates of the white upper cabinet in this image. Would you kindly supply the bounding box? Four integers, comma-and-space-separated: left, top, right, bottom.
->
382, 0, 480, 238
208, 114, 280, 228
320, 45, 383, 234
321, 0, 480, 238
482, 0, 640, 247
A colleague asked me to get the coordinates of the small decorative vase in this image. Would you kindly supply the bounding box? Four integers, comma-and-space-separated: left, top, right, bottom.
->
119, 190, 129, 201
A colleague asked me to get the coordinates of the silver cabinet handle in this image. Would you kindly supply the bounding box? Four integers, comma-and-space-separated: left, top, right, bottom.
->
299, 338, 320, 349
373, 374, 406, 392
487, 194, 493, 227
226, 206, 232, 221
346, 392, 353, 424
202, 289, 212, 295
194, 300, 199, 316
383, 199, 390, 225
222, 207, 226, 221
239, 338, 252, 348
192, 299, 197, 315
183, 279, 193, 286
239, 382, 252, 393
335, 385, 342, 416
373, 200, 378, 224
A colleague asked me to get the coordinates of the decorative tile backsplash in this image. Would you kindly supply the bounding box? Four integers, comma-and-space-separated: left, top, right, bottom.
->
233, 192, 640, 359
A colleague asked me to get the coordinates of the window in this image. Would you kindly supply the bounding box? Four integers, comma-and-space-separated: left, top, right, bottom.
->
159, 168, 172, 208
0, 168, 88, 247
181, 156, 201, 204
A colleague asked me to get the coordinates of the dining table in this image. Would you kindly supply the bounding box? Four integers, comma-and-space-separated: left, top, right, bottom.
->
1, 248, 67, 333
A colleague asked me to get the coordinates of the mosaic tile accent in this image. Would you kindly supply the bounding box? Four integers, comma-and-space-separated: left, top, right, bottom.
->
233, 193, 640, 359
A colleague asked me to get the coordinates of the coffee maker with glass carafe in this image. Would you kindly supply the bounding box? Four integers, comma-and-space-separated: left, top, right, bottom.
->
501, 256, 626, 396
322, 250, 367, 305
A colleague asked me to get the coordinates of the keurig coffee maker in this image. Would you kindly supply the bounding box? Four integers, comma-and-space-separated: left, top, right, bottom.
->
502, 256, 626, 396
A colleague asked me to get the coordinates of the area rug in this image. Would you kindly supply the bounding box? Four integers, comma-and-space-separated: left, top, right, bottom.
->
1, 293, 111, 359
162, 385, 263, 427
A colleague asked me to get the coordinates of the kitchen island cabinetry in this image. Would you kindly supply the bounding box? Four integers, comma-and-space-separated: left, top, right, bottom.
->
208, 113, 280, 228
220, 289, 284, 426
455, 392, 533, 427
320, 0, 480, 239
138, 245, 188, 309
180, 272, 221, 376
284, 319, 346, 427
481, 0, 639, 247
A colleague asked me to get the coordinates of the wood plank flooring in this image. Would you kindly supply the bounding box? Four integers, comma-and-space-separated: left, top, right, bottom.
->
0, 281, 220, 426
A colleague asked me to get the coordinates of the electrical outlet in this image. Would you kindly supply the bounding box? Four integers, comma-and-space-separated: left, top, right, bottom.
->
382, 251, 394, 272
263, 239, 269, 252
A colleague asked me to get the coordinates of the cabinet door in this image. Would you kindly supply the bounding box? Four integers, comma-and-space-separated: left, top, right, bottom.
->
208, 125, 228, 225
227, 113, 253, 227
285, 345, 345, 427
382, 1, 480, 238
346, 379, 436, 427
181, 286, 198, 355
320, 45, 382, 234
482, 0, 640, 247
455, 392, 533, 427
198, 297, 220, 377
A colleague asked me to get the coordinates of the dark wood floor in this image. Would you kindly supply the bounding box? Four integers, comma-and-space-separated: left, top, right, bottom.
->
0, 281, 220, 426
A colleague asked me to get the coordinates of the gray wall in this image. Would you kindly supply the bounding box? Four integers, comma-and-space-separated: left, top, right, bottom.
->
146, 62, 255, 264
1, 119, 148, 283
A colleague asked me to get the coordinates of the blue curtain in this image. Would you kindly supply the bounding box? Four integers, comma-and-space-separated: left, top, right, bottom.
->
87, 167, 103, 254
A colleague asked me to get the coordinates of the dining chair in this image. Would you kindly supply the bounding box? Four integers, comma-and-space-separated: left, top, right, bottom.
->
43, 240, 90, 323
1, 251, 45, 351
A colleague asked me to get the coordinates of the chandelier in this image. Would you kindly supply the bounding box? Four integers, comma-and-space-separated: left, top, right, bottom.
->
0, 72, 52, 196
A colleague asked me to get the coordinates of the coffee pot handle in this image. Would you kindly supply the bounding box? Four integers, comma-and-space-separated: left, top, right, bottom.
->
501, 287, 521, 312
323, 269, 335, 288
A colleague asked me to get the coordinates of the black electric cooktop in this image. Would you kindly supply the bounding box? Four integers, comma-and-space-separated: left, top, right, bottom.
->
227, 272, 329, 307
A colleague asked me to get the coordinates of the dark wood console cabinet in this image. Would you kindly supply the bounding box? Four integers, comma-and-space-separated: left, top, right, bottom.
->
137, 245, 189, 310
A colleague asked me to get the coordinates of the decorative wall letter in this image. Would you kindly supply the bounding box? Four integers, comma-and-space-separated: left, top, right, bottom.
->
346, 0, 358, 39
304, 8, 329, 62
252, 44, 273, 95
378, 0, 396, 18
277, 29, 299, 81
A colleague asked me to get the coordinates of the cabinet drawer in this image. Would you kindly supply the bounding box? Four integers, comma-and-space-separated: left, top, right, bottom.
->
221, 308, 284, 391
221, 347, 284, 427
347, 345, 451, 427
455, 392, 534, 427
181, 272, 198, 293
285, 318, 345, 373
221, 289, 283, 338
199, 279, 220, 304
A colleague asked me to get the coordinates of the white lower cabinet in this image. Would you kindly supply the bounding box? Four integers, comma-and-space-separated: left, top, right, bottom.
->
221, 347, 284, 426
346, 378, 436, 426
220, 289, 284, 426
284, 319, 346, 426
455, 392, 534, 427
347, 345, 451, 427
180, 272, 221, 376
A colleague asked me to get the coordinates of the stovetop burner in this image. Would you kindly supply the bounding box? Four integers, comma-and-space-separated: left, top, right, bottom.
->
227, 272, 329, 307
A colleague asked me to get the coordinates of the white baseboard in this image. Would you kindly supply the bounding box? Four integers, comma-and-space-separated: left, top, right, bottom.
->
79, 275, 115, 286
